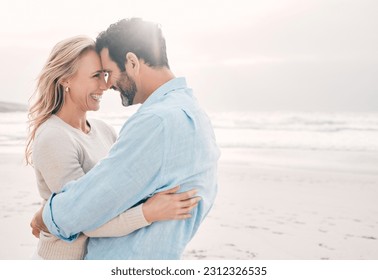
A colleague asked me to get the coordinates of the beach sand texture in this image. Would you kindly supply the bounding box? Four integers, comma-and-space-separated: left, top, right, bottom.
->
1, 147, 377, 260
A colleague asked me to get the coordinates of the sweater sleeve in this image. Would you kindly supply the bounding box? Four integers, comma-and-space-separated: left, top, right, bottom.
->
83, 204, 151, 237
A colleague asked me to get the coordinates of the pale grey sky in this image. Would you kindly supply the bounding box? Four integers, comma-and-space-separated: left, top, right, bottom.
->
1, 0, 377, 112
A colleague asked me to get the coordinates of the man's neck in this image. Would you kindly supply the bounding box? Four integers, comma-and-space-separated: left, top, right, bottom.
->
139, 66, 175, 103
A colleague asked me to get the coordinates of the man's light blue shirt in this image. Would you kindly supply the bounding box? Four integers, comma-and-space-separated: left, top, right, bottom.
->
42, 77, 220, 259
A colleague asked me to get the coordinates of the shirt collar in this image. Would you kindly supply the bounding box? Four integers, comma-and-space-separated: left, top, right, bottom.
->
140, 77, 187, 109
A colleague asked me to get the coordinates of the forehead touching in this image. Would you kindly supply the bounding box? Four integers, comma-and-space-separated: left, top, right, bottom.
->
77, 50, 102, 74
99, 48, 119, 73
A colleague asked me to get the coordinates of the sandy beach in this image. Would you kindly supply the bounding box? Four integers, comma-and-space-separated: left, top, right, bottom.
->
1, 147, 377, 260
184, 148, 378, 259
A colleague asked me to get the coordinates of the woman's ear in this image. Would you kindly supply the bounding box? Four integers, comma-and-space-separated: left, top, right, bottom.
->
125, 52, 140, 76
59, 79, 71, 93
59, 79, 69, 87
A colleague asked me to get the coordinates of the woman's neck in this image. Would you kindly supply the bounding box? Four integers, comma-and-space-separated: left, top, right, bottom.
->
56, 105, 90, 134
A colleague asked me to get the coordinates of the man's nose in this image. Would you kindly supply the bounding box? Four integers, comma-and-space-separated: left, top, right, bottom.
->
99, 77, 108, 90
99, 73, 110, 90
105, 76, 115, 90
107, 80, 114, 90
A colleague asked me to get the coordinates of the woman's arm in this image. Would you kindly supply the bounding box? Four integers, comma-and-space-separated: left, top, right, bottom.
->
84, 186, 200, 238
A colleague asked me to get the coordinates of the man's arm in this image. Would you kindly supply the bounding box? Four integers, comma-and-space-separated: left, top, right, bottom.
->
42, 113, 167, 241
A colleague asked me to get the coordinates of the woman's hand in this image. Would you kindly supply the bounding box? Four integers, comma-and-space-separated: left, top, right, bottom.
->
142, 186, 201, 223
30, 206, 50, 238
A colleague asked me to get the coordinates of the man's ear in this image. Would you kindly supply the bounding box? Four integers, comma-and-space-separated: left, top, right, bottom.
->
125, 52, 140, 76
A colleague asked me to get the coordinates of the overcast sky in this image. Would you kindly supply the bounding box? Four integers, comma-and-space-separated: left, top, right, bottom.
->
0, 0, 377, 113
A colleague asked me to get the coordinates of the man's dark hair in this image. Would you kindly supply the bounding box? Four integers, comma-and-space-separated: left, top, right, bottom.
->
96, 18, 170, 71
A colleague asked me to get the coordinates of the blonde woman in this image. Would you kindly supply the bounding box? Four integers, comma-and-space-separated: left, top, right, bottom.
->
26, 36, 199, 260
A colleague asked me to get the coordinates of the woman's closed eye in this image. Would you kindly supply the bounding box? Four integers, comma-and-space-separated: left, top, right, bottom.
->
92, 73, 101, 79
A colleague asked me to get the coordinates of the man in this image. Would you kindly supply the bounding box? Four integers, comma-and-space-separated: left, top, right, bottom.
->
31, 18, 220, 259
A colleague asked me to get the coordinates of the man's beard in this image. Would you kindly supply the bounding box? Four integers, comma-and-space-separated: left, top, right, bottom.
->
119, 87, 136, 107
118, 71, 137, 107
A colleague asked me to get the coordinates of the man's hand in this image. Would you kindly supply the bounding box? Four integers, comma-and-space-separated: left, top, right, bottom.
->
30, 206, 50, 238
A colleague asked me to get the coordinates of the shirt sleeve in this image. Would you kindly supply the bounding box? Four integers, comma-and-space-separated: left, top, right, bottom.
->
33, 126, 85, 194
83, 204, 151, 237
43, 113, 166, 241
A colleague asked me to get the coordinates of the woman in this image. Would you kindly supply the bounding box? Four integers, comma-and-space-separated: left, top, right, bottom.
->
25, 36, 199, 259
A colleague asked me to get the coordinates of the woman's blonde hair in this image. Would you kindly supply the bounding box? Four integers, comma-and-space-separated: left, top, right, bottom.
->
25, 35, 96, 165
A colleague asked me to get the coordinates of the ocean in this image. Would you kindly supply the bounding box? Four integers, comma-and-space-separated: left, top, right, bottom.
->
1, 110, 378, 154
